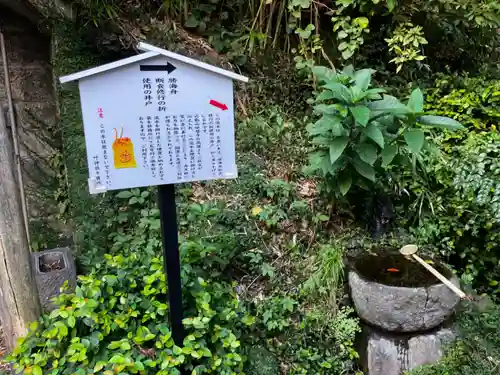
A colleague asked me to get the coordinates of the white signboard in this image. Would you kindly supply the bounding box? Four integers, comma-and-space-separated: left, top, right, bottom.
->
76, 54, 238, 193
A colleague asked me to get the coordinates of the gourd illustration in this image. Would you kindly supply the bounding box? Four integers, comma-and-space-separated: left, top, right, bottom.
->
112, 126, 137, 169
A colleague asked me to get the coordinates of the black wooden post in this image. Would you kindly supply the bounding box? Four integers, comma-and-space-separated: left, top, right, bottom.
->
158, 184, 184, 346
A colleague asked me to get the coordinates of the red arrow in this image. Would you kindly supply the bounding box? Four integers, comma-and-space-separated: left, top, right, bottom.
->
209, 99, 228, 111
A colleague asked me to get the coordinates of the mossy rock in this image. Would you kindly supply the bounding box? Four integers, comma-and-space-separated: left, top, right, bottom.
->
245, 347, 280, 375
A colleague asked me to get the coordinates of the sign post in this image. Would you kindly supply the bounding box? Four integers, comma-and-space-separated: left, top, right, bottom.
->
158, 183, 184, 345
59, 42, 248, 350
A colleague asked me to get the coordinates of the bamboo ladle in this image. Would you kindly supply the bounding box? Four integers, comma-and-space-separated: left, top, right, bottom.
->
399, 244, 467, 299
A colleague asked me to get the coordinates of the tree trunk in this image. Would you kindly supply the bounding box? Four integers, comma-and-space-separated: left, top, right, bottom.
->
0, 106, 41, 351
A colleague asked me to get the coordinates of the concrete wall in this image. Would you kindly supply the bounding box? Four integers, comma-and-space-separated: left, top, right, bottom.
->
0, 6, 63, 247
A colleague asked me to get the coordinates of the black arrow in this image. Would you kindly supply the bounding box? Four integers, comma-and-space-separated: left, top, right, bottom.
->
140, 62, 176, 73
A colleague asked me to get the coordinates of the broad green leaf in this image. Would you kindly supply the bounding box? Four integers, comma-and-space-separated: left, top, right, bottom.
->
338, 41, 349, 51
329, 137, 350, 164
184, 16, 199, 28
363, 122, 384, 148
350, 106, 370, 126
261, 263, 275, 278
331, 120, 346, 136
356, 143, 378, 165
418, 115, 464, 130
109, 355, 125, 364
33, 366, 42, 375
351, 158, 376, 181
116, 190, 133, 199
314, 104, 337, 115
307, 115, 343, 136
387, 0, 396, 11
368, 95, 409, 116
158, 323, 170, 335
341, 49, 354, 60
94, 362, 106, 372
381, 144, 398, 166
354, 17, 369, 29
296, 25, 314, 39
29, 321, 39, 332
322, 82, 352, 103
108, 341, 122, 350
354, 69, 373, 90
354, 88, 386, 102
342, 65, 355, 77
67, 316, 76, 328
338, 30, 348, 39
338, 172, 352, 196
292, 0, 312, 8
315, 90, 335, 102
404, 129, 425, 153
312, 66, 337, 84
135, 361, 145, 371
281, 298, 296, 312
407, 88, 424, 113
120, 341, 131, 350
173, 346, 183, 355
311, 135, 331, 145
306, 150, 334, 176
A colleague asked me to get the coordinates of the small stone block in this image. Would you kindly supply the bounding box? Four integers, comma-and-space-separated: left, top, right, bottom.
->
31, 247, 76, 312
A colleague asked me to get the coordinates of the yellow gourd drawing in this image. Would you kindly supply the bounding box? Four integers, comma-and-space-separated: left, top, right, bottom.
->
112, 126, 137, 169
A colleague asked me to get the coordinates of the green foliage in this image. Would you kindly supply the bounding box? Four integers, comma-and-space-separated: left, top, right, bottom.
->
254, 297, 361, 375
410, 132, 500, 296
47, 4, 500, 375
10, 250, 252, 375
332, 15, 370, 60
425, 74, 500, 140
410, 300, 500, 375
385, 23, 428, 73
237, 107, 304, 154
305, 65, 463, 198
245, 347, 280, 375
302, 244, 344, 307
418, 0, 500, 29
75, 0, 119, 25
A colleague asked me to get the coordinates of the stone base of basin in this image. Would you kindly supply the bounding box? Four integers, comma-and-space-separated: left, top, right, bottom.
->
358, 323, 455, 375
32, 247, 76, 311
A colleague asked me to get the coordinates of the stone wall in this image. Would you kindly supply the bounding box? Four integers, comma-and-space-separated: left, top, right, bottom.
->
0, 5, 65, 248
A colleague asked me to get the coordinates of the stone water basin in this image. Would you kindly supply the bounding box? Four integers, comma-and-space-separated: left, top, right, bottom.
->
349, 253, 460, 333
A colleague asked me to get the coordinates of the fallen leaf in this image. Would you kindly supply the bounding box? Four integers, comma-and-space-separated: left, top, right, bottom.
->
251, 206, 263, 216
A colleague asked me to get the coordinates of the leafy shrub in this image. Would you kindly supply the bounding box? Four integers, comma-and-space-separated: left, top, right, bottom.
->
10, 252, 254, 375
425, 74, 500, 149
253, 296, 361, 375
305, 64, 463, 198
385, 22, 428, 73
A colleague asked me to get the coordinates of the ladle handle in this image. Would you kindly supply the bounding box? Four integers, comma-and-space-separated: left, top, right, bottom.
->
412, 254, 467, 299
